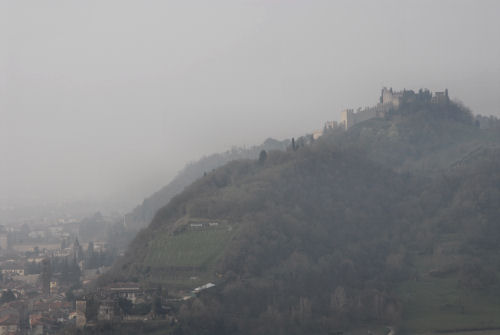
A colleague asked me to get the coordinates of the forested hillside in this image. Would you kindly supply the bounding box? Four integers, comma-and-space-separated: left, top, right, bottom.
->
123, 138, 289, 230
102, 100, 500, 334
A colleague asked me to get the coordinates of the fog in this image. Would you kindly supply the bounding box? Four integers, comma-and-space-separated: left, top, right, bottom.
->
1, 0, 499, 207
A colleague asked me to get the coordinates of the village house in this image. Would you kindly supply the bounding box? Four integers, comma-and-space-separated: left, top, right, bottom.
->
75, 300, 87, 328
50, 281, 58, 296
0, 310, 19, 335
193, 282, 215, 294
29, 313, 44, 335
189, 223, 204, 229
97, 300, 119, 321
106, 282, 143, 303
190, 221, 222, 230
1, 263, 25, 278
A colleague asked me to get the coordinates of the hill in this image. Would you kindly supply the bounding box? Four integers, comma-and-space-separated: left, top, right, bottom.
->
123, 138, 289, 231
103, 138, 289, 252
102, 100, 500, 335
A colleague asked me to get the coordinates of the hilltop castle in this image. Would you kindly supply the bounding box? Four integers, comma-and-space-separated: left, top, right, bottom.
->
312, 88, 450, 139
340, 87, 449, 129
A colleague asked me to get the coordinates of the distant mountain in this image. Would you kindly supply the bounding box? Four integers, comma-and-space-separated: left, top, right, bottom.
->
101, 98, 500, 334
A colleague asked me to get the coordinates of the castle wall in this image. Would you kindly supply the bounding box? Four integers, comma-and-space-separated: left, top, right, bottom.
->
337, 87, 448, 130
312, 130, 323, 140
341, 105, 390, 129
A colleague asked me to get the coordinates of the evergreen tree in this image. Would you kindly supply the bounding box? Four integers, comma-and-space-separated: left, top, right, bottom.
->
0, 290, 16, 303
259, 150, 267, 163
40, 258, 52, 295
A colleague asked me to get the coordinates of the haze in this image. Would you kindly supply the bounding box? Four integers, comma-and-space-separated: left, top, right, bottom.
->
1, 0, 499, 207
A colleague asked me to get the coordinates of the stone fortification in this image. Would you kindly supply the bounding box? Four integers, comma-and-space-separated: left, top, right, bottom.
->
340, 87, 449, 129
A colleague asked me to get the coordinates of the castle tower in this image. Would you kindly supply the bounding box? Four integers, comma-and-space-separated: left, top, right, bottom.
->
381, 87, 402, 108
340, 109, 355, 129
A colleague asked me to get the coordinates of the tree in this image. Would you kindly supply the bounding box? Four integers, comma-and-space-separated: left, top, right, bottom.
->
118, 297, 133, 315
86, 241, 98, 269
0, 290, 16, 303
87, 241, 95, 257
65, 289, 75, 302
40, 258, 52, 295
259, 150, 267, 163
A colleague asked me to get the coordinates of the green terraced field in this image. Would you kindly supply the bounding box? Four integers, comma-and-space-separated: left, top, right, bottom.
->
144, 228, 234, 268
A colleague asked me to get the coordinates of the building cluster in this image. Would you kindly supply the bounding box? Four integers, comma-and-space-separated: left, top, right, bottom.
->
0, 242, 111, 333
0, 220, 115, 334
0, 287, 73, 334
72, 282, 172, 329
0, 208, 222, 333
312, 87, 450, 138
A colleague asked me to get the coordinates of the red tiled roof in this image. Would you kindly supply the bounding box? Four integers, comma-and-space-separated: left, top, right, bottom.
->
29, 313, 43, 326
0, 313, 19, 326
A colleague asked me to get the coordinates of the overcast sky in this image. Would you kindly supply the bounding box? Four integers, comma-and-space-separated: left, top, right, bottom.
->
1, 0, 500, 207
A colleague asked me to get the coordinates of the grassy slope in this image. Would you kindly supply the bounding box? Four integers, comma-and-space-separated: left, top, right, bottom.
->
396, 149, 500, 334
140, 226, 235, 289
397, 276, 500, 333
145, 228, 234, 268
